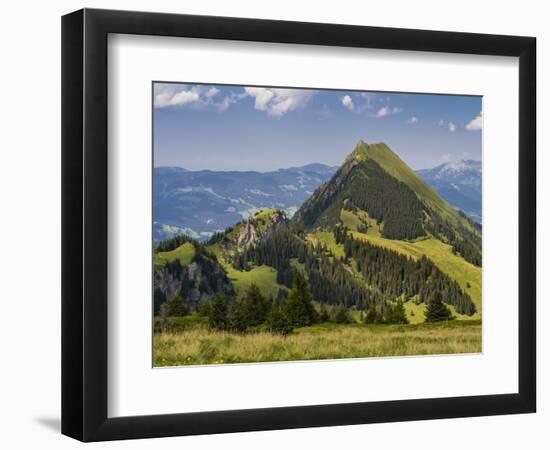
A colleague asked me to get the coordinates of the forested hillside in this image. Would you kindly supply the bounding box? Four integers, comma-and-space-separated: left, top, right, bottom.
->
152, 141, 481, 335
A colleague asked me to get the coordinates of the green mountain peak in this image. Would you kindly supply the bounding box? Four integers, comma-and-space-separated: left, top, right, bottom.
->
346, 140, 470, 226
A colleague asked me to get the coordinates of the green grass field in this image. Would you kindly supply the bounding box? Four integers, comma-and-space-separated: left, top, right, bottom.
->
308, 231, 345, 258
340, 208, 382, 236
154, 242, 195, 270
207, 239, 286, 298
154, 320, 481, 366
225, 264, 282, 298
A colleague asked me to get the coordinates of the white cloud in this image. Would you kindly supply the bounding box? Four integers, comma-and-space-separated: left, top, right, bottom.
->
438, 119, 445, 126
448, 122, 457, 132
341, 95, 355, 111
154, 84, 201, 108
341, 92, 375, 113
440, 153, 452, 163
465, 111, 483, 130
205, 87, 220, 98
407, 116, 418, 124
154, 84, 227, 109
375, 106, 391, 117
217, 96, 232, 112
244, 87, 314, 117
374, 104, 402, 118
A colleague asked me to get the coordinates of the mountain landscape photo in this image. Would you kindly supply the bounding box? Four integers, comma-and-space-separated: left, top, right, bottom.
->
152, 83, 483, 366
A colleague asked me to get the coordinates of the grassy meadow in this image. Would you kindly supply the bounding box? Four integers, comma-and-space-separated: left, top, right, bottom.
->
154, 241, 195, 270
154, 319, 481, 366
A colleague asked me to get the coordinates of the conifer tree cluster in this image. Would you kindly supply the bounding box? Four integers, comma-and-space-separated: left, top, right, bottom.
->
154, 234, 197, 253
201, 275, 318, 334
343, 234, 476, 315
424, 211, 482, 267
295, 159, 427, 240
363, 301, 409, 325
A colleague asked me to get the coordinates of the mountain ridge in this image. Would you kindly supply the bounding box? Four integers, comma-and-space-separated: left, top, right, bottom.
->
154, 145, 481, 242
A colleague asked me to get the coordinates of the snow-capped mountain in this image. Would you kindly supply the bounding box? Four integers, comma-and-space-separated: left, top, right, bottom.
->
417, 160, 482, 223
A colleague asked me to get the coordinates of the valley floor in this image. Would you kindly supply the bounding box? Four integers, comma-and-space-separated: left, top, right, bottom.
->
154, 321, 481, 366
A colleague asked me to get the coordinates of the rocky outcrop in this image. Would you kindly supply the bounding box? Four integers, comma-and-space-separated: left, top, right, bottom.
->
235, 221, 258, 248
154, 250, 234, 311
233, 209, 288, 249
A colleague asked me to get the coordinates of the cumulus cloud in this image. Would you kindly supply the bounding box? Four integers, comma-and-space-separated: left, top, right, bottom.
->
407, 116, 418, 124
154, 84, 227, 109
154, 84, 201, 108
341, 95, 355, 111
438, 119, 445, 126
244, 87, 314, 117
205, 87, 220, 98
448, 122, 457, 132
154, 83, 249, 113
465, 111, 483, 130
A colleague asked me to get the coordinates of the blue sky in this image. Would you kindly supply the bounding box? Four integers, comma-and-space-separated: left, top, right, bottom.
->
153, 82, 482, 171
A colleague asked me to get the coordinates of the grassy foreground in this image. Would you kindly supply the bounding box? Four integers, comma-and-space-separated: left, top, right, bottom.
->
154, 321, 481, 367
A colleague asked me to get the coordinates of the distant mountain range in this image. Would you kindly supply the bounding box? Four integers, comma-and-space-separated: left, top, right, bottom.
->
154, 163, 338, 241
417, 160, 481, 223
154, 158, 481, 242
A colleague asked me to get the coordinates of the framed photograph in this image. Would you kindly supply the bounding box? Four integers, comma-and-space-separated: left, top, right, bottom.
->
62, 8, 536, 441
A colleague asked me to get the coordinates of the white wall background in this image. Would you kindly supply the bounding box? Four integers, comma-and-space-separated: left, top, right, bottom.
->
0, 1, 545, 448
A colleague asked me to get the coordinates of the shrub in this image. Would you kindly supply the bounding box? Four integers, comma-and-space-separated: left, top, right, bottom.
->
333, 304, 351, 324
364, 305, 383, 324
319, 304, 331, 322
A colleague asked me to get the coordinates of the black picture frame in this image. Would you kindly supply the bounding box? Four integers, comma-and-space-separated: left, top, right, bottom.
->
62, 8, 536, 442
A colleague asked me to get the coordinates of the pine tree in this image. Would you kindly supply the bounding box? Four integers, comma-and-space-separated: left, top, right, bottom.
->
209, 295, 229, 330
227, 284, 270, 332
424, 292, 455, 322
241, 283, 270, 326
383, 300, 409, 324
282, 272, 318, 327
267, 300, 293, 335
166, 294, 188, 316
